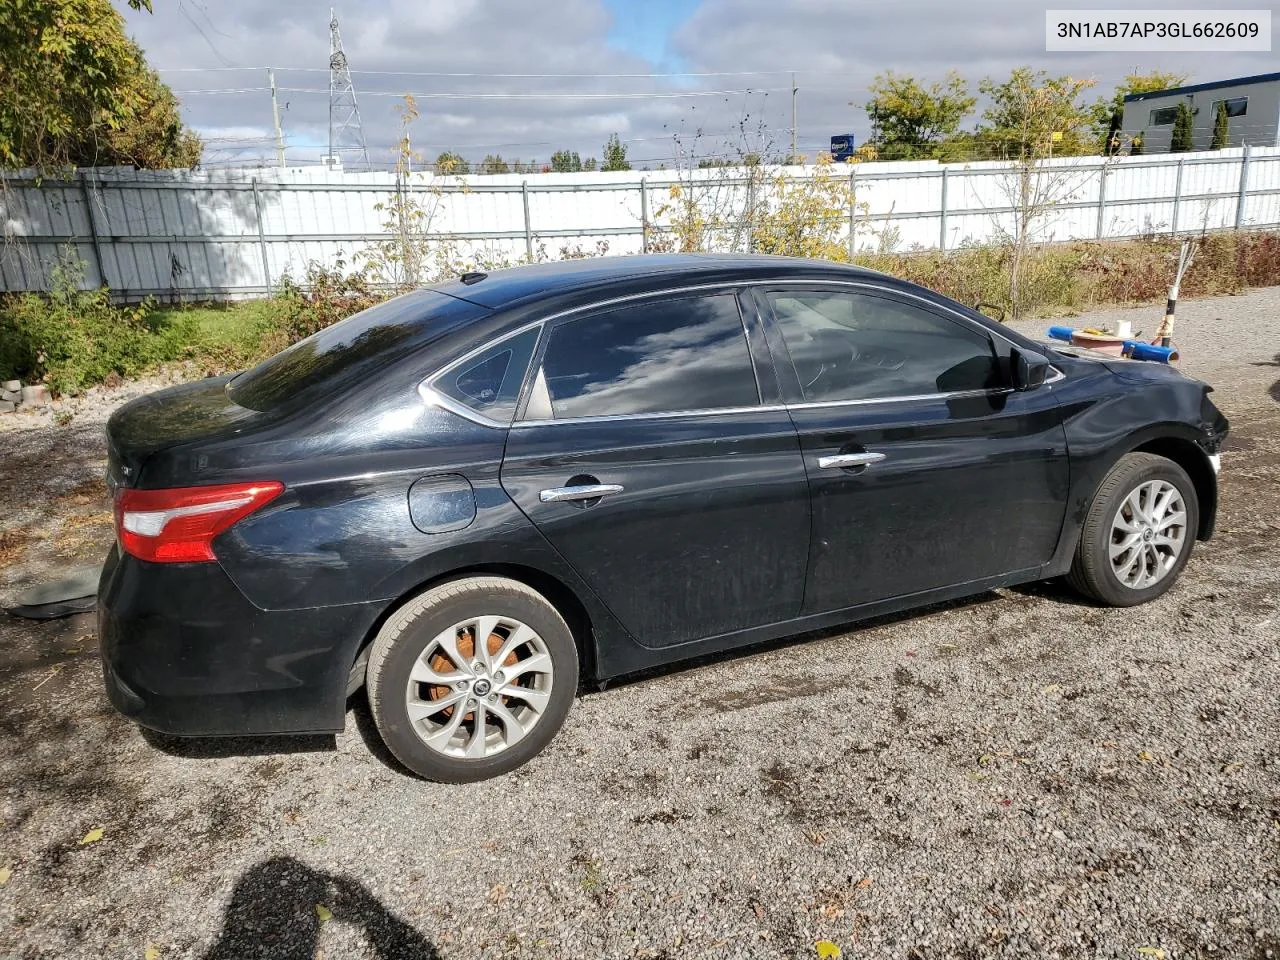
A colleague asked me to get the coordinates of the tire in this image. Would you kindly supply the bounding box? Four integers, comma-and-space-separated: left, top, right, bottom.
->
366, 576, 579, 783
1067, 452, 1199, 607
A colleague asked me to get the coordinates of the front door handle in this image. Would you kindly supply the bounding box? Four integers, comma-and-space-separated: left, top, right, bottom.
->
539, 483, 625, 503
817, 452, 886, 470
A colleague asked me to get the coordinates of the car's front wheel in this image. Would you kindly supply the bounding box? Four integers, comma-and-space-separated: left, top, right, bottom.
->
365, 576, 579, 782
1068, 452, 1199, 607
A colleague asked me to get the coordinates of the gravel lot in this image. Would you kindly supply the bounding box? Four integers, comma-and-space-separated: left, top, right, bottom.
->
0, 290, 1278, 960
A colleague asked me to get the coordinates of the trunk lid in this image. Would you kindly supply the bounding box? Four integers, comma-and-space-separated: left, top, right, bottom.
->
106, 376, 263, 489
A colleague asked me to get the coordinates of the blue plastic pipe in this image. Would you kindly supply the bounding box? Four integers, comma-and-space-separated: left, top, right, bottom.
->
1123, 341, 1179, 363
1045, 326, 1178, 363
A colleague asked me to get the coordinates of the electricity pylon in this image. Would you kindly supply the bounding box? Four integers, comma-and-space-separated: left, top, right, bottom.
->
327, 10, 370, 170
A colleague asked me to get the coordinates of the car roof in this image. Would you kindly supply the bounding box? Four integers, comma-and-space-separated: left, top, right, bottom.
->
430, 253, 893, 309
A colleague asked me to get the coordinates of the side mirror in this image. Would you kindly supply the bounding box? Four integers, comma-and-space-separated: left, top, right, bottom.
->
1011, 348, 1050, 391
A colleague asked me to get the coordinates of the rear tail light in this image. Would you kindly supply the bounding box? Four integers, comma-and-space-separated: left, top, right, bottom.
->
113, 481, 284, 563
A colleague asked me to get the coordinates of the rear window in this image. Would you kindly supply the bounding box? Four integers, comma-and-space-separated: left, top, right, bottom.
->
228, 290, 483, 412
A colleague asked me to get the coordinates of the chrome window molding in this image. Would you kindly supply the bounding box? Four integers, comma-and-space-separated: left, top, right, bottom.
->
514, 403, 789, 429
417, 276, 1065, 429
756, 278, 1032, 352
418, 282, 758, 428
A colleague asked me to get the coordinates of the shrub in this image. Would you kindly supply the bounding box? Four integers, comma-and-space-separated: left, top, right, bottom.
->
0, 254, 197, 395
264, 260, 384, 349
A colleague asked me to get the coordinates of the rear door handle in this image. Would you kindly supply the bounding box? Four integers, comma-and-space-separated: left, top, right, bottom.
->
817, 452, 886, 470
539, 483, 625, 503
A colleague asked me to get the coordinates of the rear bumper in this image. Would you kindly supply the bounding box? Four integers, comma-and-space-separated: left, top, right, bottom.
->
97, 546, 384, 737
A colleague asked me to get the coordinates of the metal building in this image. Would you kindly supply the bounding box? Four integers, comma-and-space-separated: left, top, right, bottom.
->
1122, 72, 1280, 153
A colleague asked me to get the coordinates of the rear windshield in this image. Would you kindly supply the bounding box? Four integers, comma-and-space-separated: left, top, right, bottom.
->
228, 290, 484, 412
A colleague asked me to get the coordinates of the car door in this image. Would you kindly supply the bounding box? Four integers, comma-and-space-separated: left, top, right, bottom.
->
499, 288, 811, 648
755, 283, 1069, 615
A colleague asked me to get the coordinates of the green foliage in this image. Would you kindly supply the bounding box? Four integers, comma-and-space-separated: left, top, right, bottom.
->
602, 133, 630, 171
864, 71, 975, 160
1171, 102, 1195, 152
434, 150, 469, 175
550, 150, 583, 173
0, 0, 201, 171
0, 252, 197, 394
267, 261, 381, 347
1211, 101, 1229, 150
479, 154, 509, 174
582, 156, 598, 171
977, 67, 1096, 159
1091, 71, 1186, 154
750, 155, 861, 260
1130, 133, 1144, 155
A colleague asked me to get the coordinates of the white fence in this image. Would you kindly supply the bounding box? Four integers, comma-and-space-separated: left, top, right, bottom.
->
2, 146, 1279, 301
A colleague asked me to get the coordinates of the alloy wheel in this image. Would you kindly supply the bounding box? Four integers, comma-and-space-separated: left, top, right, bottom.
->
1109, 479, 1187, 590
403, 616, 554, 760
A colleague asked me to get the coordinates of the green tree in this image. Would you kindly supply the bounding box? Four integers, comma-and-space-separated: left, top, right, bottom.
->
1170, 102, 1195, 152
581, 156, 598, 171
1210, 100, 1229, 150
974, 69, 1096, 319
0, 0, 202, 171
602, 133, 630, 171
1091, 70, 1185, 155
976, 67, 1096, 159
864, 70, 975, 160
550, 149, 582, 172
434, 150, 469, 174
479, 154, 509, 174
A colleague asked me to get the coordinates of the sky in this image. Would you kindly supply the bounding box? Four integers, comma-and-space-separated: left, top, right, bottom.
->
122, 0, 1280, 170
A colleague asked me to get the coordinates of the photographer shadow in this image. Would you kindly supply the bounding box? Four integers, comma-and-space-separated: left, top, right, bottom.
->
202, 856, 438, 960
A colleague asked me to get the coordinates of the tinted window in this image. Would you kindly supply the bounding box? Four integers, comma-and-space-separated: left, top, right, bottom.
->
433, 326, 540, 424
1149, 106, 1179, 126
538, 294, 758, 419
1212, 96, 1248, 118
769, 290, 1002, 403
228, 290, 483, 412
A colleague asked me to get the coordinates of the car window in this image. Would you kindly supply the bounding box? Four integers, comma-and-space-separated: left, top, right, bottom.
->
432, 326, 540, 424
768, 290, 1003, 403
536, 294, 759, 419
228, 290, 486, 413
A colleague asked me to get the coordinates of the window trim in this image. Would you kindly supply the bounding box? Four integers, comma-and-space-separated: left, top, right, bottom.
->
420, 279, 1055, 428
755, 280, 1021, 408
1210, 96, 1248, 119
419, 283, 770, 428
515, 285, 766, 426
418, 319, 547, 428
1149, 106, 1179, 126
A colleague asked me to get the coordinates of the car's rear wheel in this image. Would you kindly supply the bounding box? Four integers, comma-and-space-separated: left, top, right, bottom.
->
365, 576, 578, 782
1068, 452, 1199, 607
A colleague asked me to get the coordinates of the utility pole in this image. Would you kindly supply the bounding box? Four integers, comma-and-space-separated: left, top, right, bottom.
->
790, 71, 798, 162
269, 69, 285, 168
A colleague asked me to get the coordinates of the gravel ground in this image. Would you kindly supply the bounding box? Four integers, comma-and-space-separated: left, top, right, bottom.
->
0, 290, 1277, 960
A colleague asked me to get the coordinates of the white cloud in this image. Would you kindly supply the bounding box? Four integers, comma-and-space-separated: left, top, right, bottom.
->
124, 0, 1280, 169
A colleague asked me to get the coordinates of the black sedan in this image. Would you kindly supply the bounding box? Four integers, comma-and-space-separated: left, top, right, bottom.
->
98, 254, 1228, 782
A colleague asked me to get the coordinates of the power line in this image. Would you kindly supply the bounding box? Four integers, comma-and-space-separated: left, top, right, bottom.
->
158, 66, 803, 78
278, 86, 787, 100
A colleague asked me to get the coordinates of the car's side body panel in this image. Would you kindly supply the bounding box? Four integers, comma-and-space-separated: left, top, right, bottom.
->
1040, 354, 1225, 577
501, 409, 812, 646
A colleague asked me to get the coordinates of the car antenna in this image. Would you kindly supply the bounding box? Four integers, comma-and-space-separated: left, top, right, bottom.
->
460, 271, 487, 285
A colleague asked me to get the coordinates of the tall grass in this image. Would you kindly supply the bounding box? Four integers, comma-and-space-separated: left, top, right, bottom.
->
857, 232, 1280, 319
